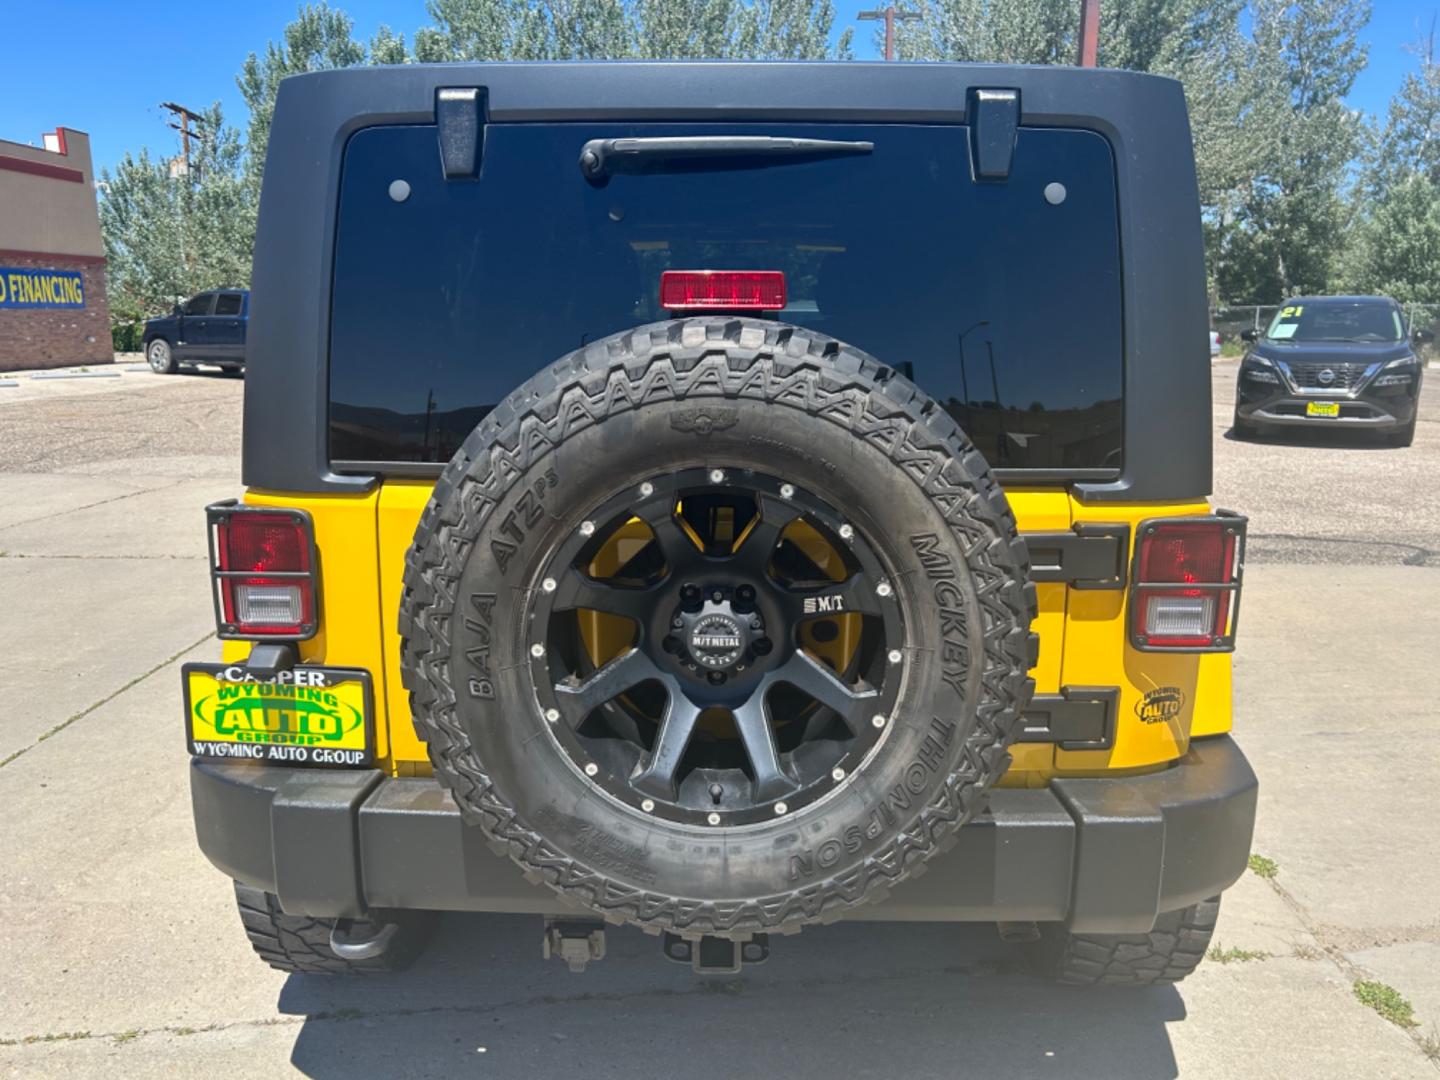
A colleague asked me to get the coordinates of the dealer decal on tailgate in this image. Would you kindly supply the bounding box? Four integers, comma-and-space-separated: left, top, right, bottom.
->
183, 663, 373, 767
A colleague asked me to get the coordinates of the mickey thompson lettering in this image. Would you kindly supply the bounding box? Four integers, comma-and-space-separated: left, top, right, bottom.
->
786, 533, 973, 881
908, 532, 971, 699
787, 715, 956, 881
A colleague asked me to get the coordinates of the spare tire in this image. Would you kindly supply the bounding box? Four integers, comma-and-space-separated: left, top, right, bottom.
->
399, 317, 1035, 938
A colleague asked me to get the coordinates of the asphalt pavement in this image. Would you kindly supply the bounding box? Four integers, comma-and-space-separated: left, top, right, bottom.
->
1, 359, 1437, 1079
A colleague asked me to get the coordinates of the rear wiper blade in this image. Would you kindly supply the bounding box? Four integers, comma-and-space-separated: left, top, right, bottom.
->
579, 135, 874, 182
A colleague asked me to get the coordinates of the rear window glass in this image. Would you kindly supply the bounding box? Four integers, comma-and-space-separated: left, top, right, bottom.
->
329, 122, 1123, 471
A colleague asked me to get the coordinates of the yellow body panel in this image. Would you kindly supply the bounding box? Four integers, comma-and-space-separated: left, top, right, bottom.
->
225, 487, 392, 761
1055, 497, 1227, 775
229, 484, 1234, 780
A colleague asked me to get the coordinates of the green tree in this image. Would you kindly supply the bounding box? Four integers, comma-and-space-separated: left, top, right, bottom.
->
735, 0, 852, 58
1370, 27, 1439, 191
99, 106, 255, 323
1352, 174, 1440, 303
633, 0, 739, 58
1217, 0, 1369, 300
237, 2, 367, 186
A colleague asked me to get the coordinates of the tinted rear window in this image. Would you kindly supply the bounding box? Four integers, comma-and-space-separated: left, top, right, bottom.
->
329, 122, 1123, 471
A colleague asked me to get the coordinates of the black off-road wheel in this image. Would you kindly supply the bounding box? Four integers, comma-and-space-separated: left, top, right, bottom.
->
234, 883, 436, 975
1028, 896, 1220, 986
399, 317, 1035, 939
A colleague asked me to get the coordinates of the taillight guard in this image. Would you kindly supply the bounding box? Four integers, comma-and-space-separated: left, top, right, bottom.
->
1129, 511, 1247, 653
206, 500, 320, 640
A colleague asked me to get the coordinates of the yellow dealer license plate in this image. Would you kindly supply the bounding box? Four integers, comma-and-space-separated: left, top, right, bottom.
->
1306, 401, 1341, 418
183, 663, 373, 767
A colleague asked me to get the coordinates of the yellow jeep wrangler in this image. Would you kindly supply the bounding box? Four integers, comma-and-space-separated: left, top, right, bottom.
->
186, 61, 1256, 982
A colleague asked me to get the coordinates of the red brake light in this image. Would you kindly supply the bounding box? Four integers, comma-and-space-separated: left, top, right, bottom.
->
208, 505, 318, 639
660, 270, 786, 312
1131, 516, 1245, 652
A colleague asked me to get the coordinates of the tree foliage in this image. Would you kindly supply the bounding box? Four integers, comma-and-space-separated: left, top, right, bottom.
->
98, 105, 254, 323
97, 0, 1439, 323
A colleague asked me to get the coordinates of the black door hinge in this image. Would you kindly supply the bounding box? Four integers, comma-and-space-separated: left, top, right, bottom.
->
436, 87, 487, 179
1023, 523, 1129, 589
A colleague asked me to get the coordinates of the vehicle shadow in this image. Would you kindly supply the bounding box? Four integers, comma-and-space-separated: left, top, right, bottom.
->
1223, 425, 1391, 450
278, 913, 1184, 1080
177, 365, 245, 379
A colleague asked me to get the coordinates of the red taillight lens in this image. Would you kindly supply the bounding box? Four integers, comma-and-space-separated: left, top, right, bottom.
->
660, 270, 786, 311
1131, 516, 1246, 651
208, 504, 317, 638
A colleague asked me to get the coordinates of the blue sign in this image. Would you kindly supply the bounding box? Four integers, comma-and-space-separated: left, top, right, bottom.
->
0, 267, 86, 309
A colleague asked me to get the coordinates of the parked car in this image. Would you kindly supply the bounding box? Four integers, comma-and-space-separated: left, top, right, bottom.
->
142, 289, 249, 374
1209, 329, 1222, 357
1233, 295, 1430, 447
184, 62, 1255, 984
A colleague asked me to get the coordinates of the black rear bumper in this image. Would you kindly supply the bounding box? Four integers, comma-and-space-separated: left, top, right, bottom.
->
191, 734, 1257, 934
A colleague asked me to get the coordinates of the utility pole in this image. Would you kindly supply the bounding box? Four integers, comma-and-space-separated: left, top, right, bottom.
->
1075, 0, 1100, 67
160, 102, 207, 180
858, 5, 920, 61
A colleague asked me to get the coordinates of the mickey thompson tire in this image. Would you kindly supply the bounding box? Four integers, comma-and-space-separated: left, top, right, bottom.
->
399, 317, 1036, 938
1028, 896, 1221, 986
233, 883, 435, 974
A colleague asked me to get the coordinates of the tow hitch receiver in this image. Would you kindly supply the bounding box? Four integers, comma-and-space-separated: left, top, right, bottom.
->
543, 917, 607, 973
663, 932, 770, 974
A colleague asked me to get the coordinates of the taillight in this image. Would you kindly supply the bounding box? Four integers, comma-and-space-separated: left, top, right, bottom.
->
1130, 513, 1246, 652
660, 270, 786, 311
206, 502, 318, 639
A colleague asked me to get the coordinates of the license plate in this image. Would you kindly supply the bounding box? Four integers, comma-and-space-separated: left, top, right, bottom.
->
1306, 401, 1341, 418
183, 663, 374, 767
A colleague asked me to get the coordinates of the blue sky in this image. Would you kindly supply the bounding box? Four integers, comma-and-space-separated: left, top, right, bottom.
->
0, 0, 1433, 175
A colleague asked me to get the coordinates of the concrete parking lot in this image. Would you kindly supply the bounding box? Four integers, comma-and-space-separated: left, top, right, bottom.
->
2, 360, 1438, 1078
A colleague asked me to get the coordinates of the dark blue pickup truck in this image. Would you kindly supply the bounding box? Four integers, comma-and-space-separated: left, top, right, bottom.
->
142, 289, 249, 374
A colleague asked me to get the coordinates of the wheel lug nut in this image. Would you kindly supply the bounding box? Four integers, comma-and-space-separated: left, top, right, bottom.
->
712, 590, 723, 603
707, 812, 722, 825
707, 671, 725, 685
530, 643, 546, 658
888, 649, 902, 664
584, 762, 599, 777
710, 469, 726, 484
641, 798, 655, 813
780, 483, 795, 499
872, 714, 888, 729
750, 616, 762, 629
839, 523, 854, 541
876, 582, 893, 598
579, 520, 595, 537
639, 481, 654, 497
545, 708, 560, 723
672, 617, 684, 629
832, 767, 846, 781
774, 802, 789, 815
541, 577, 556, 593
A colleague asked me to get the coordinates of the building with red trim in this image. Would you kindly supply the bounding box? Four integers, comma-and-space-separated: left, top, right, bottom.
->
0, 127, 113, 371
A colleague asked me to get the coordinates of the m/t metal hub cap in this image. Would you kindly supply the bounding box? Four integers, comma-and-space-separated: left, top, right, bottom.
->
527, 468, 905, 827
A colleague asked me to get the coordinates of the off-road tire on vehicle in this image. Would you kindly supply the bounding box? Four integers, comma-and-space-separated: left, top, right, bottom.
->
1028, 896, 1220, 986
399, 317, 1036, 939
146, 338, 177, 374
233, 883, 436, 974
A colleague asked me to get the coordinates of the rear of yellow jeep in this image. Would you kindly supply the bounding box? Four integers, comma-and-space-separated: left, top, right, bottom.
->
188, 61, 1256, 981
